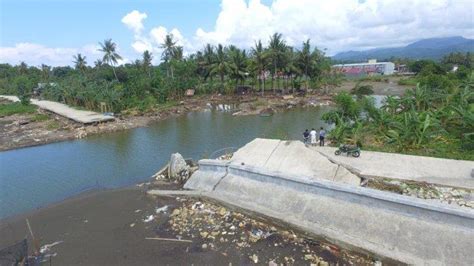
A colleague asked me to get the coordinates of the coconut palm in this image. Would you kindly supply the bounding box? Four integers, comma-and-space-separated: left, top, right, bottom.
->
41, 64, 50, 82
98, 39, 122, 80
297, 39, 313, 89
18, 62, 28, 75
73, 53, 87, 74
268, 33, 286, 93
209, 44, 232, 93
142, 50, 153, 78
161, 34, 177, 78
228, 47, 248, 87
202, 44, 215, 81
94, 59, 104, 68
251, 40, 268, 95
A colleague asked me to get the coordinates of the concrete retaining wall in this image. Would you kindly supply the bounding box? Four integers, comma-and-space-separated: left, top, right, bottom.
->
185, 160, 474, 265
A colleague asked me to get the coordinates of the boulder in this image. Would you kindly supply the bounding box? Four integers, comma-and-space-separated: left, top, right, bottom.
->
168, 153, 190, 181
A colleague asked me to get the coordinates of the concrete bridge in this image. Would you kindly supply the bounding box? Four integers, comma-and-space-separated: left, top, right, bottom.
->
179, 139, 474, 265
1, 95, 114, 124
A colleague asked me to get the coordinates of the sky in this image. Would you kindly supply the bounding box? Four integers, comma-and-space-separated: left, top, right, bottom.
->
0, 0, 473, 66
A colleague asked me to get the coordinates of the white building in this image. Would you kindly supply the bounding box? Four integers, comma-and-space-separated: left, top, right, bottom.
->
332, 60, 395, 76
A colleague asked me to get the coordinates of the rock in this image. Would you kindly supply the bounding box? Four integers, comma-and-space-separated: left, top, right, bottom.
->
168, 153, 190, 181
259, 108, 275, 116
250, 254, 258, 263
201, 243, 208, 250
268, 261, 278, 266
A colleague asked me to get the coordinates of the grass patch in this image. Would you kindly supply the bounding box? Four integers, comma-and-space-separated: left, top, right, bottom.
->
31, 113, 50, 122
357, 76, 389, 82
397, 77, 418, 86
46, 121, 61, 130
0, 103, 36, 116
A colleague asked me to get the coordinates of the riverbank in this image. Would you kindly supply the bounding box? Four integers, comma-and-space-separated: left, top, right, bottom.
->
0, 94, 327, 151
0, 183, 386, 265
0, 78, 410, 152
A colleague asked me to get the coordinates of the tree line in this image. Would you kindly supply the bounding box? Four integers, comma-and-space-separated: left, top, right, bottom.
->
0, 33, 338, 112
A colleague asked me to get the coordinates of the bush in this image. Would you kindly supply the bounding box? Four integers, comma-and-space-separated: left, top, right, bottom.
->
351, 84, 374, 96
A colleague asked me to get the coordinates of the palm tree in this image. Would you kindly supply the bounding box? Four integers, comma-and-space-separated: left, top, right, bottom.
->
19, 61, 28, 75
41, 64, 50, 82
228, 47, 248, 88
94, 59, 104, 68
209, 44, 232, 93
283, 47, 299, 93
98, 39, 122, 80
173, 46, 184, 61
142, 50, 153, 78
251, 40, 268, 95
203, 44, 215, 81
73, 53, 87, 74
268, 33, 286, 93
161, 34, 177, 78
297, 39, 312, 89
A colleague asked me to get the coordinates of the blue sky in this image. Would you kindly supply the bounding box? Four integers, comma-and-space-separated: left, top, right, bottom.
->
1, 0, 220, 46
0, 0, 472, 66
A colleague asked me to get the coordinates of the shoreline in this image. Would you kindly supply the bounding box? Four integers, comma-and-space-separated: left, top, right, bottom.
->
0, 182, 389, 265
0, 93, 333, 152
1, 78, 409, 152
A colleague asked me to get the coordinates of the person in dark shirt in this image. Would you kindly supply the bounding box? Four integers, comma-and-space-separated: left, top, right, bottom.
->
303, 129, 310, 144
319, 127, 326, 146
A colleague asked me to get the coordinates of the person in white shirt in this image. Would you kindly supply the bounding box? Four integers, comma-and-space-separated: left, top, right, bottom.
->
310, 128, 317, 146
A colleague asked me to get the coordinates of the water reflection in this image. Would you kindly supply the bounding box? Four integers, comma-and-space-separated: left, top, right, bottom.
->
0, 107, 331, 218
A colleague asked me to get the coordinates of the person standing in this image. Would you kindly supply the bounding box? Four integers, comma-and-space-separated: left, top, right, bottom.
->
310, 128, 317, 146
303, 129, 310, 144
319, 127, 326, 146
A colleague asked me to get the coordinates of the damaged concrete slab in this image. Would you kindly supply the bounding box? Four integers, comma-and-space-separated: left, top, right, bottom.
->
313, 146, 474, 189
228, 138, 361, 186
184, 138, 474, 265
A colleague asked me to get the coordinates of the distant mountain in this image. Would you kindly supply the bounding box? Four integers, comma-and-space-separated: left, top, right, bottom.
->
332, 36, 474, 62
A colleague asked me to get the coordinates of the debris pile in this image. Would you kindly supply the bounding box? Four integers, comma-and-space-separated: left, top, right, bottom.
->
368, 179, 474, 209
152, 198, 376, 265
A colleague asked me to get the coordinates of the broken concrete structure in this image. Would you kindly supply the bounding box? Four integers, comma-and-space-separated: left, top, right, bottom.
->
313, 146, 474, 189
228, 139, 360, 186
0, 95, 114, 124
184, 138, 474, 265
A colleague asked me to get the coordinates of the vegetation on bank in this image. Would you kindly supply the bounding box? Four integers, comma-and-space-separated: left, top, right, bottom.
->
0, 102, 36, 116
0, 33, 342, 114
323, 61, 474, 160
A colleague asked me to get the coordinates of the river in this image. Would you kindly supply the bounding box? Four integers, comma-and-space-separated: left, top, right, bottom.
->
0, 106, 331, 219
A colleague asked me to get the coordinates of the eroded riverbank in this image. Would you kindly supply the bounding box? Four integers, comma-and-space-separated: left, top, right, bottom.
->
0, 183, 394, 265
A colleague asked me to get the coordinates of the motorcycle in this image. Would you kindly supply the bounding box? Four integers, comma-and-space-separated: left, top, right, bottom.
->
335, 144, 361, 157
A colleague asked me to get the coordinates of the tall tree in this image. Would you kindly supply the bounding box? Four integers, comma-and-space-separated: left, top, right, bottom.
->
209, 44, 232, 93
228, 47, 248, 87
203, 44, 215, 81
98, 39, 122, 80
161, 34, 177, 78
41, 64, 51, 82
297, 39, 313, 89
142, 50, 153, 78
251, 40, 268, 95
73, 53, 87, 74
268, 33, 286, 93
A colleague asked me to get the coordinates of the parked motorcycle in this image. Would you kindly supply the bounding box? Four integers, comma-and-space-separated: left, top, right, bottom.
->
335, 144, 361, 157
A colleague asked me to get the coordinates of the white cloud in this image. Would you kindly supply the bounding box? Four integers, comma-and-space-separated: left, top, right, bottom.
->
0, 43, 130, 67
121, 10, 148, 34
193, 0, 474, 54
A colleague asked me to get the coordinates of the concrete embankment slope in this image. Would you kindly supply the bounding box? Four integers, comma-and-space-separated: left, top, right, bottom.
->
313, 146, 474, 189
184, 139, 474, 265
0, 95, 114, 124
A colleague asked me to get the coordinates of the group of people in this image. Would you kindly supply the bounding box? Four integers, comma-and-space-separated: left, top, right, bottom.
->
303, 127, 326, 146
